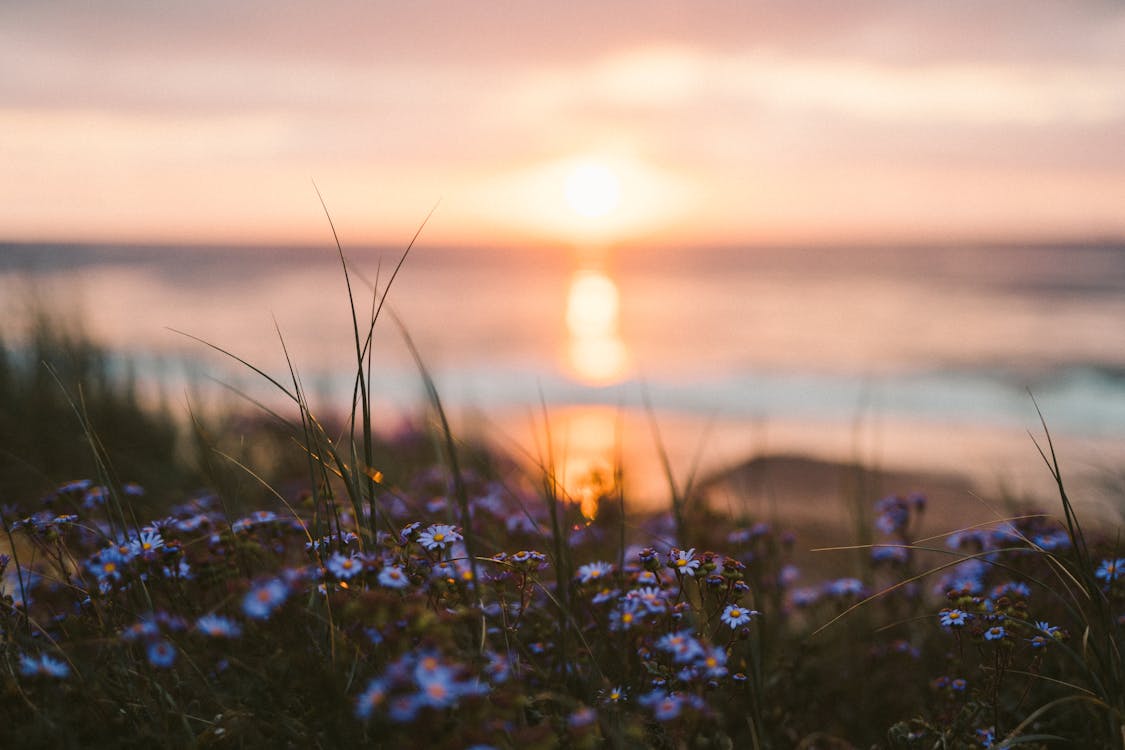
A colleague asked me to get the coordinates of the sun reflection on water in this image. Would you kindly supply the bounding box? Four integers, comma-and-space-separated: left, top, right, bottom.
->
565, 267, 629, 385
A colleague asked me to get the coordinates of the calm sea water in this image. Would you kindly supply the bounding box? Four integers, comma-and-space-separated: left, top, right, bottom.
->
3, 241, 1125, 506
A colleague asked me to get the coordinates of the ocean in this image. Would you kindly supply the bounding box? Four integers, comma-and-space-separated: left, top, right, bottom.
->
3, 240, 1125, 509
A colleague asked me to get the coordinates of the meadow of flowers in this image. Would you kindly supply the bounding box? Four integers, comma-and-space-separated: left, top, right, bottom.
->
3, 425, 1125, 749
3, 253, 1123, 748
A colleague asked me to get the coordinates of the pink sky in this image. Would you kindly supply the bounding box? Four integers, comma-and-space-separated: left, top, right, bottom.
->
2, 1, 1124, 249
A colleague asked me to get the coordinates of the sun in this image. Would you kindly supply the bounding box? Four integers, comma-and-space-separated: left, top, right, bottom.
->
565, 163, 621, 218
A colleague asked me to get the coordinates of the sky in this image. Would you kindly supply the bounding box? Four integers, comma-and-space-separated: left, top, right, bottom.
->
3, 0, 1125, 250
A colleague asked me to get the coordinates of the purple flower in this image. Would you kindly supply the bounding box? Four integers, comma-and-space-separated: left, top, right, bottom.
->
378, 565, 409, 589
355, 678, 389, 721
128, 528, 164, 557
720, 604, 758, 629
656, 630, 705, 664
627, 586, 669, 613
600, 685, 627, 704
86, 547, 127, 584
146, 640, 177, 668
609, 599, 643, 631
326, 552, 364, 580
195, 614, 242, 639
243, 578, 289, 620
1097, 558, 1125, 583
826, 578, 866, 598
698, 645, 728, 678
641, 690, 685, 721
19, 653, 70, 679
668, 547, 701, 576
568, 706, 597, 729
939, 609, 970, 628
417, 524, 462, 551
576, 561, 613, 583
983, 625, 1006, 642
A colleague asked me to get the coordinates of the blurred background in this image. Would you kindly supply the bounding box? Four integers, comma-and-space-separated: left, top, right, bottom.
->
2, 1, 1125, 510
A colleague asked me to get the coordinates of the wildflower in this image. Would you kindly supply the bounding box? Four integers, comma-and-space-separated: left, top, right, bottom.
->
951, 678, 967, 692
609, 599, 643, 631
83, 485, 109, 509
387, 694, 420, 723
509, 550, 547, 569
939, 609, 970, 628
231, 510, 278, 533
57, 478, 93, 495
699, 645, 728, 678
628, 586, 669, 613
591, 586, 620, 604
378, 565, 409, 589
871, 545, 909, 564
146, 640, 177, 668
1032, 530, 1070, 550
976, 726, 996, 748
484, 651, 510, 684
826, 577, 866, 597
1030, 620, 1057, 638
129, 528, 164, 557
195, 614, 242, 639
991, 581, 1031, 599
415, 669, 459, 709
86, 547, 126, 585
121, 618, 161, 642
1097, 558, 1125, 584
983, 625, 1006, 642
791, 587, 821, 607
875, 495, 910, 532
600, 685, 627, 704
399, 521, 423, 543
656, 630, 705, 664
417, 524, 462, 551
326, 552, 364, 580
576, 561, 613, 583
568, 706, 597, 729
355, 678, 389, 721
668, 547, 701, 576
641, 691, 685, 721
720, 604, 758, 629
727, 528, 753, 545
242, 578, 289, 620
155, 557, 190, 580
19, 653, 70, 679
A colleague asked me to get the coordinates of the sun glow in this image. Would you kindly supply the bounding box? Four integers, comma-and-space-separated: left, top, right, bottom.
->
464, 153, 695, 245
565, 163, 621, 218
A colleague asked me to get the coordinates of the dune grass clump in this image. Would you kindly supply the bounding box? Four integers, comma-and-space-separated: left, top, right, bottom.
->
0, 312, 185, 502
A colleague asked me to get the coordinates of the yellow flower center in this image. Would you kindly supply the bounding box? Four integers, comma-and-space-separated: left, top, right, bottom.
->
433, 533, 445, 542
